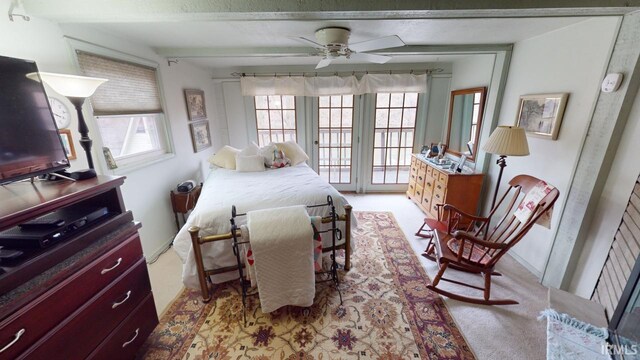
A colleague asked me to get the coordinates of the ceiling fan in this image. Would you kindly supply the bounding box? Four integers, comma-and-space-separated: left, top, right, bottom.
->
292, 27, 405, 69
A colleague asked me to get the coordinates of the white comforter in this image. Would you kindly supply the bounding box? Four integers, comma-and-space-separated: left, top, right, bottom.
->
173, 163, 353, 289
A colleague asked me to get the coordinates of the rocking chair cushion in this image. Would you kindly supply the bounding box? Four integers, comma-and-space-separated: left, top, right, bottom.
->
447, 238, 491, 265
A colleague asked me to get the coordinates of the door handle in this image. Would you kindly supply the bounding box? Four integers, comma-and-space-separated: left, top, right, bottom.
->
314, 140, 319, 145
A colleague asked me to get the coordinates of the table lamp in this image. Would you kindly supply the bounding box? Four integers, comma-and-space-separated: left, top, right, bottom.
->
482, 126, 530, 210
28, 72, 108, 179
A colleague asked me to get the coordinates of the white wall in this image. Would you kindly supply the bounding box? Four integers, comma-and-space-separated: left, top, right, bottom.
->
569, 90, 640, 298
450, 54, 495, 91
484, 17, 620, 276
1, 9, 226, 258
424, 75, 451, 145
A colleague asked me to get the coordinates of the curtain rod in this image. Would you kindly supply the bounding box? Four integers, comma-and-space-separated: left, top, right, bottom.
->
230, 68, 444, 78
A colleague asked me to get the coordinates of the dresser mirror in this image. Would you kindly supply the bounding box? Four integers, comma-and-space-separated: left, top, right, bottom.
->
445, 87, 487, 162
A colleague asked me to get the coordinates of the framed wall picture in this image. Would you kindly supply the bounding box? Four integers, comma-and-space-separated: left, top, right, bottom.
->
516, 93, 569, 140
189, 120, 212, 153
184, 89, 207, 121
58, 129, 76, 160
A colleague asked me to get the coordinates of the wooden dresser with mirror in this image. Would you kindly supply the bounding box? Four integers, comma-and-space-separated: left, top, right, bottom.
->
407, 86, 487, 219
407, 155, 484, 219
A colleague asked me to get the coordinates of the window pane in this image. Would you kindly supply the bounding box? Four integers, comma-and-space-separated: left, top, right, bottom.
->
372, 167, 385, 184
319, 147, 329, 166
373, 148, 386, 166
402, 108, 416, 128
96, 115, 162, 159
398, 166, 410, 183
331, 109, 341, 127
404, 93, 418, 107
282, 95, 295, 109
330, 96, 341, 107
375, 109, 389, 128
342, 109, 353, 127
255, 96, 268, 109
389, 109, 403, 127
270, 110, 283, 128
256, 110, 269, 129
319, 166, 329, 182
342, 95, 353, 107
319, 109, 330, 127
283, 110, 296, 129
268, 96, 282, 109
374, 130, 387, 147
385, 167, 398, 183
390, 93, 404, 107
376, 93, 390, 108
319, 96, 330, 107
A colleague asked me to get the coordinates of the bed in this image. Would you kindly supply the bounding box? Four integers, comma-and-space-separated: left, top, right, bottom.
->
173, 163, 354, 290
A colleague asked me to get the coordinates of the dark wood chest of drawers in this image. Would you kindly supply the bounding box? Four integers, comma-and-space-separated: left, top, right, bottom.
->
0, 176, 158, 359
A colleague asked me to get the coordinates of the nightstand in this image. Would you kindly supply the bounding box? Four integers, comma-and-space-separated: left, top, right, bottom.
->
170, 183, 202, 232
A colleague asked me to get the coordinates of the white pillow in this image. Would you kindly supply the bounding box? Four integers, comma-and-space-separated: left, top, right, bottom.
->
258, 143, 278, 166
276, 141, 309, 166
239, 142, 259, 156
235, 155, 266, 172
208, 145, 240, 170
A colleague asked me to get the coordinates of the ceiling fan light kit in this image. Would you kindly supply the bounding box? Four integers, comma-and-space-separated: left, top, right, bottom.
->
293, 26, 406, 69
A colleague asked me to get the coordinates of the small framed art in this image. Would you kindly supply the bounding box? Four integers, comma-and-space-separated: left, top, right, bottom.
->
516, 93, 569, 140
184, 89, 207, 121
58, 129, 76, 160
189, 120, 212, 153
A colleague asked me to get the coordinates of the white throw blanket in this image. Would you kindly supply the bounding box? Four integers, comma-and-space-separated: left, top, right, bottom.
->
247, 205, 315, 313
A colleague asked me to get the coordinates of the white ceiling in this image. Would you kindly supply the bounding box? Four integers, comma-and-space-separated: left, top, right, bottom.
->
83, 17, 589, 71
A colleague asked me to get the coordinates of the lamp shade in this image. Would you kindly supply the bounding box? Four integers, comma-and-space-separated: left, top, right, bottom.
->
26, 72, 108, 98
482, 126, 530, 156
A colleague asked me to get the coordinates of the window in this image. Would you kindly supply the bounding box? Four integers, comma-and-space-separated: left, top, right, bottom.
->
254, 95, 296, 146
76, 51, 169, 166
318, 95, 354, 184
372, 93, 418, 184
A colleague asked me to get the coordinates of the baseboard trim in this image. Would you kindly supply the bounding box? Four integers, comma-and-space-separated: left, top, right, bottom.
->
146, 237, 174, 264
509, 251, 543, 279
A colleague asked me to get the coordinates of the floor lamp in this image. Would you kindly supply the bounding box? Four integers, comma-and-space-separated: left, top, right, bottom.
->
482, 126, 530, 210
29, 72, 108, 179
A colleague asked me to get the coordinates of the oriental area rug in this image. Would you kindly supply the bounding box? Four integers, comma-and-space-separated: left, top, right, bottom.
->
140, 212, 475, 359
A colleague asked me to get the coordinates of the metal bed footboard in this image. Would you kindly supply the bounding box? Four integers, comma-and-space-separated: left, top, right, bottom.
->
188, 202, 352, 303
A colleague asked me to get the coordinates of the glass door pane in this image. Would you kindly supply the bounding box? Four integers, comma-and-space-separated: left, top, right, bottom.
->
318, 95, 354, 185
371, 93, 418, 184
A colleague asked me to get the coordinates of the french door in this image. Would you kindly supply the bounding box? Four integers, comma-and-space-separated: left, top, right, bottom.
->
311, 92, 423, 192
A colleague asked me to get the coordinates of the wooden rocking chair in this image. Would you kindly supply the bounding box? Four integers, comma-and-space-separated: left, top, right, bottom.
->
423, 174, 560, 305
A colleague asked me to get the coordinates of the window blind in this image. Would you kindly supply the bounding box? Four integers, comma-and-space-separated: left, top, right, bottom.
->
76, 51, 163, 116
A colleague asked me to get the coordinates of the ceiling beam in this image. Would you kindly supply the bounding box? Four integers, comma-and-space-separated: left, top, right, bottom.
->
154, 44, 513, 59
21, 0, 640, 23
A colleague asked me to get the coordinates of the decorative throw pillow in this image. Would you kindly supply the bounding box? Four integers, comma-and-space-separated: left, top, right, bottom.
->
276, 141, 309, 166
258, 143, 278, 167
208, 145, 240, 170
271, 149, 291, 168
236, 154, 266, 172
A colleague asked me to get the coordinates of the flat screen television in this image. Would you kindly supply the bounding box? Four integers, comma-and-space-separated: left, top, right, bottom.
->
0, 55, 69, 185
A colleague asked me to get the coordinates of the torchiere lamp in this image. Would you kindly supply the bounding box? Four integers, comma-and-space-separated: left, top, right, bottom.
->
482, 126, 530, 210
28, 72, 108, 179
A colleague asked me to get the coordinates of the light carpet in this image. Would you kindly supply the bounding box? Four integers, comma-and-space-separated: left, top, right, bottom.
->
141, 211, 475, 359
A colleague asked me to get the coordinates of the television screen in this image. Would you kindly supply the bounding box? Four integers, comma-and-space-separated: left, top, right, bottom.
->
0, 56, 69, 184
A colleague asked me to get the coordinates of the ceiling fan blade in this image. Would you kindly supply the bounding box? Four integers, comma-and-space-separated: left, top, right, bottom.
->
290, 36, 325, 49
315, 58, 332, 69
349, 35, 405, 53
349, 52, 392, 64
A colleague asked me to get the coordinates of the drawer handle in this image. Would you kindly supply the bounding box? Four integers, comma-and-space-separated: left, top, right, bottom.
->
101, 257, 123, 275
122, 328, 139, 348
418, 176, 423, 180
0, 328, 25, 353
112, 290, 132, 309
437, 185, 442, 189
436, 194, 441, 199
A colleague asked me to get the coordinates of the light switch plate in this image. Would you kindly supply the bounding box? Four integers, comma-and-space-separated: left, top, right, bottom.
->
601, 73, 623, 93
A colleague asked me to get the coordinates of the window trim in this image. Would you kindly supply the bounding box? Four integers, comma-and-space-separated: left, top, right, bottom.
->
66, 37, 175, 175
